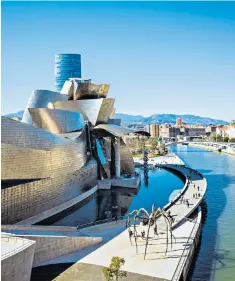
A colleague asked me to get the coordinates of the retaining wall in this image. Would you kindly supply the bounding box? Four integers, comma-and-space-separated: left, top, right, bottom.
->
1, 236, 36, 281
15, 235, 102, 267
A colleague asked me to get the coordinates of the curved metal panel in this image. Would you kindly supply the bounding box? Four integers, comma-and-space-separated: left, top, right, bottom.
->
52, 98, 115, 126
22, 90, 68, 125
97, 98, 115, 125
110, 107, 116, 118
74, 82, 110, 100
28, 108, 84, 134
49, 100, 89, 121
60, 78, 110, 100
93, 124, 136, 137
1, 116, 87, 180
120, 138, 135, 174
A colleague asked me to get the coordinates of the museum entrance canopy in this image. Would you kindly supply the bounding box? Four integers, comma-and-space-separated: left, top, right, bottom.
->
93, 124, 150, 138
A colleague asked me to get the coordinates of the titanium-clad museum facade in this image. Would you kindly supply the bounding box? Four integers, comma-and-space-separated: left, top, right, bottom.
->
1, 54, 142, 225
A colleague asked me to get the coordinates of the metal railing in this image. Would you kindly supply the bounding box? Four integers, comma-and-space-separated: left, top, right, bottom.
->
77, 215, 128, 229
171, 219, 199, 281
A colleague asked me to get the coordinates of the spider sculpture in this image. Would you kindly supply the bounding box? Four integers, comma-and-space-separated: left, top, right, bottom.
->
127, 204, 176, 259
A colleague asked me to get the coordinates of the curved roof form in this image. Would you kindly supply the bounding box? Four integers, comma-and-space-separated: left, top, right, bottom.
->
28, 108, 84, 134
93, 124, 150, 137
51, 98, 115, 126
61, 78, 110, 100
22, 90, 68, 125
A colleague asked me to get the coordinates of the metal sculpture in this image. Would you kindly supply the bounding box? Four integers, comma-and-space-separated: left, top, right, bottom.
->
143, 150, 149, 187
127, 204, 176, 259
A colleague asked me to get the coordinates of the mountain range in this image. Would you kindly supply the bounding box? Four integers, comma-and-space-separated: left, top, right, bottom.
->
114, 113, 229, 126
3, 110, 229, 126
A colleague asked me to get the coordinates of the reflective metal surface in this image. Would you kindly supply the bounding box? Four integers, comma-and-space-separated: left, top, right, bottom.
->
73, 82, 110, 100
28, 108, 84, 134
60, 78, 110, 100
52, 99, 115, 126
1, 116, 87, 180
93, 124, 137, 137
120, 138, 135, 174
22, 90, 68, 125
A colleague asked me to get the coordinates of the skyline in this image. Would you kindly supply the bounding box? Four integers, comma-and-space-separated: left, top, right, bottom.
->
2, 1, 235, 121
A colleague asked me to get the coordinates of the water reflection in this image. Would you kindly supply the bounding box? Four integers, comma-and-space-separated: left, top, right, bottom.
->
48, 168, 183, 227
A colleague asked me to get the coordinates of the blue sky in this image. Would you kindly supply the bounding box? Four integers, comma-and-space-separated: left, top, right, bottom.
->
2, 1, 235, 121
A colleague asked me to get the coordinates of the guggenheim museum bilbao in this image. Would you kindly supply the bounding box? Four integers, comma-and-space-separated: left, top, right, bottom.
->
1, 54, 146, 225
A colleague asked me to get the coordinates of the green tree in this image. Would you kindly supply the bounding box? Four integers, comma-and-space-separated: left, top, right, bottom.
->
223, 136, 229, 142
149, 138, 158, 153
103, 257, 127, 281
209, 133, 216, 142
216, 135, 223, 142
229, 138, 235, 142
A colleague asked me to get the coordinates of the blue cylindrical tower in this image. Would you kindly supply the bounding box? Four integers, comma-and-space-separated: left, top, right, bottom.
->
54, 54, 82, 91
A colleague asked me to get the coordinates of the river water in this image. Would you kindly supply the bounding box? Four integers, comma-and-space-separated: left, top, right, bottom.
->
171, 145, 235, 281
31, 145, 235, 281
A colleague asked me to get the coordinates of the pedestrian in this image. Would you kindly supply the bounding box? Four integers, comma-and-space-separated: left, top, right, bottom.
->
154, 225, 158, 235
198, 186, 200, 191
115, 215, 118, 223
142, 230, 145, 238
193, 194, 195, 198
198, 193, 200, 197
187, 200, 190, 208
125, 220, 128, 228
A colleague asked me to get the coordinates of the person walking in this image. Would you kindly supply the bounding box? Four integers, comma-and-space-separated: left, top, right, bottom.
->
186, 200, 190, 208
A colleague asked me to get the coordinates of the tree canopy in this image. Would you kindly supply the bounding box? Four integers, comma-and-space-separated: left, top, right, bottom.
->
103, 257, 127, 281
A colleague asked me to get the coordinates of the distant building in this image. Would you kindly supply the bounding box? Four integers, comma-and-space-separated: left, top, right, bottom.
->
228, 125, 235, 138
176, 118, 183, 127
216, 125, 229, 137
145, 124, 160, 138
206, 126, 217, 134
160, 126, 179, 138
54, 54, 82, 91
150, 124, 160, 138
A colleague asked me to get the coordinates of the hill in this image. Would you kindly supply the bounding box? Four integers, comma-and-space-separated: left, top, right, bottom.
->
114, 113, 229, 126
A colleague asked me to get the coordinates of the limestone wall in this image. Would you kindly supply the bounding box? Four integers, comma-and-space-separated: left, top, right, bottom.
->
16, 235, 102, 267
1, 236, 36, 281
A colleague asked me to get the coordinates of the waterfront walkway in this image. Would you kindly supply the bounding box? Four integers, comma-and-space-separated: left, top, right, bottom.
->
189, 142, 235, 156
40, 156, 207, 281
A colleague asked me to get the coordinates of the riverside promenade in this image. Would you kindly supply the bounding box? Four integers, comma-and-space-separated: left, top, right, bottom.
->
189, 141, 235, 156
39, 153, 207, 281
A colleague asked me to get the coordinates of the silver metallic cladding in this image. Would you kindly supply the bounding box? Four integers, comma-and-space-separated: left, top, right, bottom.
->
1, 117, 87, 180
51, 99, 115, 126
22, 90, 68, 125
28, 108, 85, 134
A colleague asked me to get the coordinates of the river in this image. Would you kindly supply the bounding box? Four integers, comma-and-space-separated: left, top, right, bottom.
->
171, 144, 235, 281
